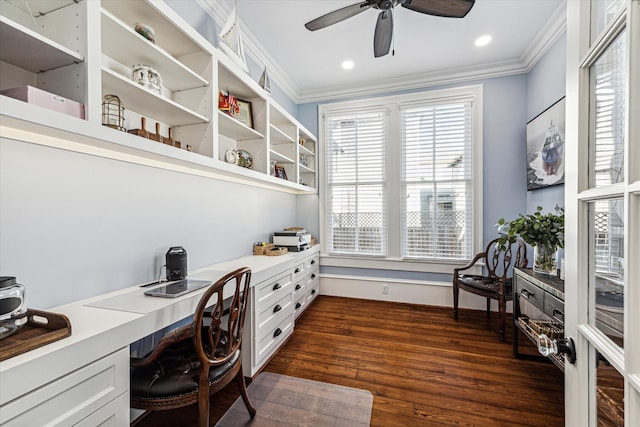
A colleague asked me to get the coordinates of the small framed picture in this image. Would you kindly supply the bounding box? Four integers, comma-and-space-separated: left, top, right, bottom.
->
275, 164, 288, 180
233, 99, 253, 128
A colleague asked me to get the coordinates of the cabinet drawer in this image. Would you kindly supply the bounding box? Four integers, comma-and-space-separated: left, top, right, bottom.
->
254, 291, 293, 337
544, 293, 564, 323
305, 254, 319, 270
254, 313, 294, 366
294, 292, 307, 318
74, 391, 129, 427
292, 262, 305, 282
293, 279, 306, 296
306, 269, 319, 285
0, 347, 128, 427
307, 282, 320, 303
516, 277, 544, 310
253, 270, 292, 308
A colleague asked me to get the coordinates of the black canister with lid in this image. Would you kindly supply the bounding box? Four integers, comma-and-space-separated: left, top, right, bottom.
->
0, 276, 27, 339
166, 247, 188, 281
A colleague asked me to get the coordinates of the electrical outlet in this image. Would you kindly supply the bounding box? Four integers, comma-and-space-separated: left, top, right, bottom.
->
382, 284, 389, 294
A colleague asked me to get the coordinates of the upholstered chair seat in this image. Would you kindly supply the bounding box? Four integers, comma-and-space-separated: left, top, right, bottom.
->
130, 268, 256, 426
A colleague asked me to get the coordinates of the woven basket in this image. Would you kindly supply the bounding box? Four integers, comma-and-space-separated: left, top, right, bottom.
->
253, 243, 275, 255
265, 247, 287, 256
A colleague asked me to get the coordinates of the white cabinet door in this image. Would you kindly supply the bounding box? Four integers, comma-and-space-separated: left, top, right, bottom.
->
0, 347, 129, 426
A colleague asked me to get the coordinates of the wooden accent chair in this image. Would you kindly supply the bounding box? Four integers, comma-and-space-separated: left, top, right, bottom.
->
130, 267, 256, 426
453, 238, 528, 341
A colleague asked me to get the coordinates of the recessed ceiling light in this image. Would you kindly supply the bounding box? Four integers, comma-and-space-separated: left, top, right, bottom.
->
475, 35, 492, 47
342, 60, 354, 70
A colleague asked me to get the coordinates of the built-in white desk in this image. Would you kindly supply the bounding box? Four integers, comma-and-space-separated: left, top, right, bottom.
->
0, 246, 320, 426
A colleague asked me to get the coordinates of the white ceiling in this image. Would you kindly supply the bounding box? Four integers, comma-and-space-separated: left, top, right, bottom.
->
204, 0, 566, 103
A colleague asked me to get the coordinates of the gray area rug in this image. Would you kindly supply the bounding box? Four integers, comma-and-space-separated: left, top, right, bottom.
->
215, 372, 373, 426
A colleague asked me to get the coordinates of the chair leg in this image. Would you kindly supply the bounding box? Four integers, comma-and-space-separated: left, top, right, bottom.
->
235, 369, 256, 419
198, 381, 210, 427
453, 282, 459, 320
498, 295, 506, 342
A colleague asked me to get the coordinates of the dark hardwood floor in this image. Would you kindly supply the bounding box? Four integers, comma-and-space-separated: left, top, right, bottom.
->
135, 295, 564, 426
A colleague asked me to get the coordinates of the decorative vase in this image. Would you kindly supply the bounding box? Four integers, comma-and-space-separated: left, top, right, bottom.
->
533, 245, 558, 276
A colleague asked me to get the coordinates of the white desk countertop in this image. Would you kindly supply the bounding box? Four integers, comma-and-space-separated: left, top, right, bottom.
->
0, 247, 319, 405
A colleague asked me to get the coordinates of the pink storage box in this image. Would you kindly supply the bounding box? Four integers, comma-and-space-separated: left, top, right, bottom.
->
0, 85, 85, 119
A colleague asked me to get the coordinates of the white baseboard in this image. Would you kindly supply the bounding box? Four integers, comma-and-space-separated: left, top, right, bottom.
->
319, 274, 513, 313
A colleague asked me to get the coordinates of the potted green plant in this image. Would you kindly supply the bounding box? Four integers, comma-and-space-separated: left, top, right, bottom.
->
496, 206, 564, 275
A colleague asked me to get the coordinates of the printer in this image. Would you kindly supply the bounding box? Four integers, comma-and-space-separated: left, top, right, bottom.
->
273, 229, 311, 252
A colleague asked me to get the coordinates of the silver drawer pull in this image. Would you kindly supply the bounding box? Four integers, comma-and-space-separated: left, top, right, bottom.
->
521, 289, 535, 300
552, 309, 564, 322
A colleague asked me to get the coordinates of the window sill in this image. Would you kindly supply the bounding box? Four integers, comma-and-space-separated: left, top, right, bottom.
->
319, 254, 482, 275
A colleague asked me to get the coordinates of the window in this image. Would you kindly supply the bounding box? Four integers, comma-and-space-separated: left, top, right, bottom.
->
401, 101, 473, 260
324, 110, 386, 256
320, 86, 482, 266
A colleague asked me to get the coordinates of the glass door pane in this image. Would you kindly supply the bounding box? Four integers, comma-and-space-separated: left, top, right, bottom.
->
595, 350, 625, 427
589, 199, 625, 348
591, 0, 625, 43
589, 30, 627, 188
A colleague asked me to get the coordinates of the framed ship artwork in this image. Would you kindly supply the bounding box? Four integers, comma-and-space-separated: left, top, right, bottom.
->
526, 97, 566, 190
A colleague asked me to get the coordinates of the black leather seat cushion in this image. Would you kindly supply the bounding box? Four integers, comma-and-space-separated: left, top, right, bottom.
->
131, 330, 239, 399
458, 275, 512, 294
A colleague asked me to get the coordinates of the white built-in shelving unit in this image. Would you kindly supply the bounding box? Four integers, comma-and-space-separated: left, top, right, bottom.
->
0, 0, 317, 193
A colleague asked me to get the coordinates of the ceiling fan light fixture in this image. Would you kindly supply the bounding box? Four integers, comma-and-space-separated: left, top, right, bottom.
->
342, 60, 355, 70
475, 35, 492, 47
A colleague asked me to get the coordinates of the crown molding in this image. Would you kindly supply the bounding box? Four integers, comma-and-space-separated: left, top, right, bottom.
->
520, 0, 567, 72
297, 59, 528, 103
196, 0, 567, 104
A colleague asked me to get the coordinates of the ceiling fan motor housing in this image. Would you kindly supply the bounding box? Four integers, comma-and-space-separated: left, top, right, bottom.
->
377, 0, 394, 10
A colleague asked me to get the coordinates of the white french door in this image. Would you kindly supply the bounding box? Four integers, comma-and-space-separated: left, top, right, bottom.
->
565, 0, 640, 426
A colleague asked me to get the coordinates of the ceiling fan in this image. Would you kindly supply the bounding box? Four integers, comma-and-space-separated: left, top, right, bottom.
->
305, 0, 475, 58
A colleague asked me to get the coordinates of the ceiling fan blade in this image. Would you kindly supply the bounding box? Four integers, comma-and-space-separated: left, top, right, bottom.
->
400, 0, 475, 18
305, 1, 374, 31
373, 10, 393, 58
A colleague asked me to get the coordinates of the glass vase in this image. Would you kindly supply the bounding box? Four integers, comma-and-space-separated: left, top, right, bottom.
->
533, 245, 558, 276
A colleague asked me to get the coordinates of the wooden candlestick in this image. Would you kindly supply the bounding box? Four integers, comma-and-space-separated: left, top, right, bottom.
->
128, 117, 149, 138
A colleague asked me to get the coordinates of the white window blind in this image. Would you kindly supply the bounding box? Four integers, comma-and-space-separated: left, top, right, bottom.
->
401, 101, 473, 260
325, 110, 386, 255
590, 29, 626, 188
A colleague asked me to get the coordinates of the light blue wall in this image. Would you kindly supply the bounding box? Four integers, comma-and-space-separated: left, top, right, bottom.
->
0, 139, 297, 309
301, 33, 567, 281
300, 74, 530, 281
526, 32, 566, 213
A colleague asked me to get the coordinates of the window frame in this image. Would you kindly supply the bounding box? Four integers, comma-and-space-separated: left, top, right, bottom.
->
318, 85, 484, 272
